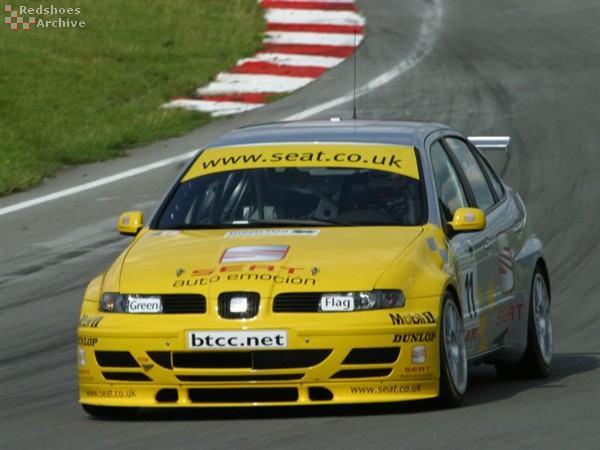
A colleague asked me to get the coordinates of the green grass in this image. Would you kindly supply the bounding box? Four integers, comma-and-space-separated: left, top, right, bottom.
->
0, 0, 264, 196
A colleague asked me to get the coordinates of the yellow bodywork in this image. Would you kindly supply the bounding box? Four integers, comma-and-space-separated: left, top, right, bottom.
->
78, 223, 457, 408
78, 141, 462, 408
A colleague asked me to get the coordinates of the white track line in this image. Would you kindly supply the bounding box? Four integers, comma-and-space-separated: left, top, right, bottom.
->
0, 0, 442, 216
0, 151, 197, 216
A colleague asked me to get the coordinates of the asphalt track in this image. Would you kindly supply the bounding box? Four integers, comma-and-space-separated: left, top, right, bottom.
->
1, 1, 599, 449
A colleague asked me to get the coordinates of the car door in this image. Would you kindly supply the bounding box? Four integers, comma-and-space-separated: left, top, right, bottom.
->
471, 144, 528, 347
429, 139, 494, 356
442, 137, 521, 352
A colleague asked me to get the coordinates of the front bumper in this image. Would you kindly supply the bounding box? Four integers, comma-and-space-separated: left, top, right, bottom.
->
78, 310, 441, 408
79, 380, 438, 407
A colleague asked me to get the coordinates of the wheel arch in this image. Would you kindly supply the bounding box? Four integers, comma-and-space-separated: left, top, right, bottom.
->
444, 282, 462, 315
535, 257, 551, 300
522, 257, 551, 328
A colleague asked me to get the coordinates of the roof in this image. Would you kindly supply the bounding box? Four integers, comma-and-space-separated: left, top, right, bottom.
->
205, 120, 451, 149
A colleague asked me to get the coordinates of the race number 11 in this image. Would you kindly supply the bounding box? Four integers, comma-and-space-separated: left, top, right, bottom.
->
464, 270, 477, 319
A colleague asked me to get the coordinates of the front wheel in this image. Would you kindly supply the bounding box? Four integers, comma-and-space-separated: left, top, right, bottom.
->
495, 267, 552, 379
438, 293, 468, 407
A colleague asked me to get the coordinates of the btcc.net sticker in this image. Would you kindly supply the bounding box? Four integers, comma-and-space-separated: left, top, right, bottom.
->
187, 330, 288, 350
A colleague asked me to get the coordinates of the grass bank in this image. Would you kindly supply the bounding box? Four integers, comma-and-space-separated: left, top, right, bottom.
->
0, 0, 264, 196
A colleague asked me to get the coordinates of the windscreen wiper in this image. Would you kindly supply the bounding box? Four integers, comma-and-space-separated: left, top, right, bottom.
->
243, 217, 353, 227
171, 224, 225, 230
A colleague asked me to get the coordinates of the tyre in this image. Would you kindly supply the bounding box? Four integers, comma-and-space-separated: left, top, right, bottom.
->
82, 404, 139, 418
438, 292, 468, 407
495, 267, 552, 379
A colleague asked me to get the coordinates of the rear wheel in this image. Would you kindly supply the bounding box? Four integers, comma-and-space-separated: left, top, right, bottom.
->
495, 267, 552, 379
438, 293, 468, 407
82, 404, 139, 418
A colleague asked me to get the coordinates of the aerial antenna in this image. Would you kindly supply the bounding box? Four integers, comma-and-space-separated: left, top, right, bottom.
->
352, 28, 357, 120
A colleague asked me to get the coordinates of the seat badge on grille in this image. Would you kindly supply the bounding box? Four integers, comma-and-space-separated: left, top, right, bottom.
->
230, 296, 249, 313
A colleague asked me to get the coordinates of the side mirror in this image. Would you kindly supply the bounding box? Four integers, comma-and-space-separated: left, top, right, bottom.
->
117, 211, 144, 236
449, 207, 486, 232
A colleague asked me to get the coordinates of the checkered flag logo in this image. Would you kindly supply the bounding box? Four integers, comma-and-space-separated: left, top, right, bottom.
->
4, 5, 36, 30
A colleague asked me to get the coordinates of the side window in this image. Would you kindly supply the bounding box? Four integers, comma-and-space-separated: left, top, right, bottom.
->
157, 175, 222, 228
431, 141, 469, 221
479, 155, 505, 200
445, 138, 495, 211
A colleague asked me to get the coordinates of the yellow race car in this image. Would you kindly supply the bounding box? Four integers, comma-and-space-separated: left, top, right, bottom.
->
78, 120, 552, 416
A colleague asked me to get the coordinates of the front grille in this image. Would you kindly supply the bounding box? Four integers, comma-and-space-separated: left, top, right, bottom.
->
172, 349, 332, 370
176, 373, 304, 382
156, 389, 178, 403
188, 388, 298, 403
308, 387, 334, 401
174, 351, 250, 369
148, 351, 172, 369
342, 347, 400, 364
162, 294, 206, 313
331, 369, 392, 379
273, 292, 321, 312
102, 372, 152, 382
95, 351, 139, 368
218, 292, 260, 319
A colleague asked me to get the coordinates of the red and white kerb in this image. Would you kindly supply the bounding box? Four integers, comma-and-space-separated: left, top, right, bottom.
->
164, 0, 364, 116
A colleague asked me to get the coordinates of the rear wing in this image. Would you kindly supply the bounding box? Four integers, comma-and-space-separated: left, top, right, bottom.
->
468, 136, 511, 158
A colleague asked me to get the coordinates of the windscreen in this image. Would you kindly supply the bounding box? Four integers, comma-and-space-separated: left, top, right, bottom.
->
156, 166, 423, 229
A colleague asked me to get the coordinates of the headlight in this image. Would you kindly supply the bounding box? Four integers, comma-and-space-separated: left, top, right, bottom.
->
100, 293, 163, 313
319, 290, 405, 312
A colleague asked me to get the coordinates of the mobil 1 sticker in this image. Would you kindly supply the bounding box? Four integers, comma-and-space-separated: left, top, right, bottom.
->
187, 330, 288, 350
